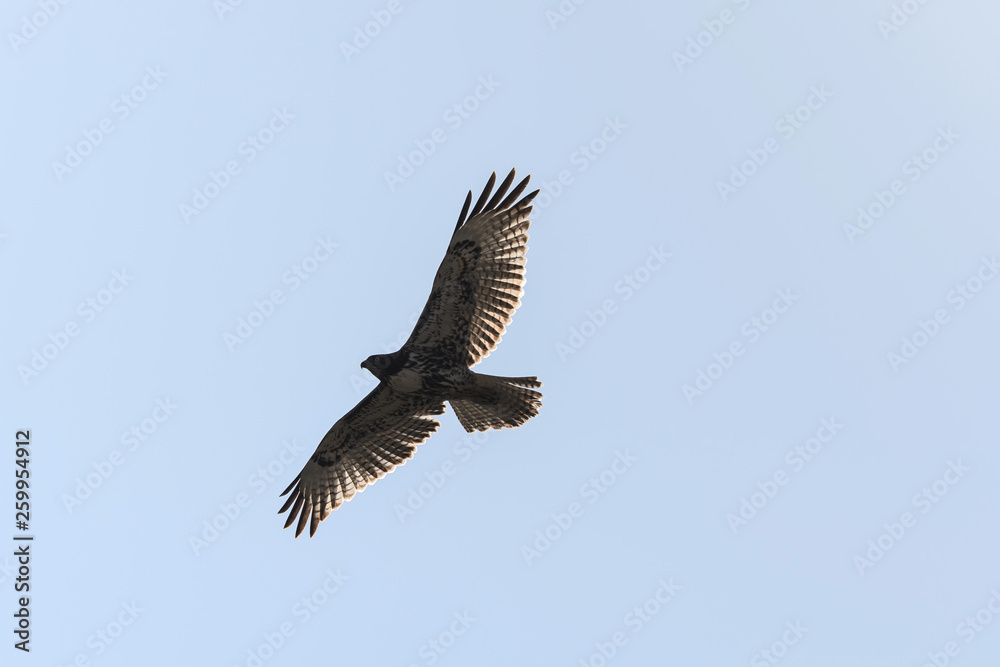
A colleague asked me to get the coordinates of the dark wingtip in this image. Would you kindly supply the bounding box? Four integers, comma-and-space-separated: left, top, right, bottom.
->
468, 171, 497, 219
484, 169, 517, 211
455, 190, 473, 232
453, 169, 534, 235
278, 493, 295, 515
498, 174, 531, 211
295, 501, 310, 537
279, 476, 299, 498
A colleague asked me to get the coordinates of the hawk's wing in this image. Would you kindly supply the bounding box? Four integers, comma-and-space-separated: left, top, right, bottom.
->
404, 169, 539, 367
279, 384, 445, 537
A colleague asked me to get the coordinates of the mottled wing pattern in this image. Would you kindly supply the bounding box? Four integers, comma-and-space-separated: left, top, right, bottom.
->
279, 385, 445, 537
405, 169, 540, 367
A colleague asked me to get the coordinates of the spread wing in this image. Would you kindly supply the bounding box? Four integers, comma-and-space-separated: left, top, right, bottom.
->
279, 384, 445, 537
403, 169, 539, 367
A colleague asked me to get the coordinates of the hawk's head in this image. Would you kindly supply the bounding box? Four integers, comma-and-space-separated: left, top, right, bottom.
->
361, 353, 393, 380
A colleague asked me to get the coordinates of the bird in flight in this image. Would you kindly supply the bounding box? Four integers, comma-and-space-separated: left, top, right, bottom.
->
279, 169, 543, 537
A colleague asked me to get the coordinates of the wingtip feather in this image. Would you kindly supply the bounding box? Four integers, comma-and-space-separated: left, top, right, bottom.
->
484, 169, 517, 211
498, 174, 531, 211
455, 191, 472, 232
279, 475, 300, 497
468, 171, 497, 219
295, 500, 310, 538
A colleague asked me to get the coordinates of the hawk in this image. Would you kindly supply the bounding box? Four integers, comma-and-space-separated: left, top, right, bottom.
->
279, 169, 543, 537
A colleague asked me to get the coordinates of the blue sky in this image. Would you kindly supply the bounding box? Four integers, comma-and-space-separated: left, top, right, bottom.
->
3, 1, 1000, 665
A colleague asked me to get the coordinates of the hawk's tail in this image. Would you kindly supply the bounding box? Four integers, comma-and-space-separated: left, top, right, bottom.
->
452, 374, 543, 432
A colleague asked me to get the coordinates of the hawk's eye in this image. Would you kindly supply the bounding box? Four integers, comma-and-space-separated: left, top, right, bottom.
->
377, 356, 389, 368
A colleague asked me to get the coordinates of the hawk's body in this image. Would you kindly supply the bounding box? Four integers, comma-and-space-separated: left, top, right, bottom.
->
279, 169, 542, 537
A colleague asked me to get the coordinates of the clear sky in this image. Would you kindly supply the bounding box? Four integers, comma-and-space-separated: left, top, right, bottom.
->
3, 1, 1000, 665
